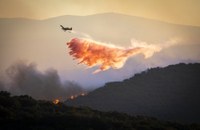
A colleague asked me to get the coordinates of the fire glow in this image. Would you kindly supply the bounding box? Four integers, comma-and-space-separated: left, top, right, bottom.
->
53, 99, 60, 104
67, 38, 161, 73
68, 93, 87, 100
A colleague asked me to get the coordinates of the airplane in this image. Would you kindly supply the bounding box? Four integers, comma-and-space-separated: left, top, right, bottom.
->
60, 25, 72, 32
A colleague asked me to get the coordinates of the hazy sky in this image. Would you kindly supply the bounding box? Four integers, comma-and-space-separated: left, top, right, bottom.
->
0, 0, 200, 26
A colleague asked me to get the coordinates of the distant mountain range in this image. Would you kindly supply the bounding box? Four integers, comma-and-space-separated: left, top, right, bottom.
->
66, 63, 200, 123
1, 13, 200, 87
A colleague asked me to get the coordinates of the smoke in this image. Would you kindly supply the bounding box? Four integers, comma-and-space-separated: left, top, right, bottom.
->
0, 61, 85, 101
66, 38, 180, 73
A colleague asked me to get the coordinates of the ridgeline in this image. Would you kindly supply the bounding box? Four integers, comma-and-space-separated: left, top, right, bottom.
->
66, 63, 200, 123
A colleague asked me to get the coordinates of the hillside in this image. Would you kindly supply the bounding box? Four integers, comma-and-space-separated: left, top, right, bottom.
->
1, 91, 199, 130
66, 63, 200, 123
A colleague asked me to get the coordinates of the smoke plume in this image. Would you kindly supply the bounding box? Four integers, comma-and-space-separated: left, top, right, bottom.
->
0, 61, 85, 101
67, 38, 163, 73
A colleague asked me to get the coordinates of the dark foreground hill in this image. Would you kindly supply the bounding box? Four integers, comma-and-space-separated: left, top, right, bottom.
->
66, 63, 200, 123
0, 91, 199, 130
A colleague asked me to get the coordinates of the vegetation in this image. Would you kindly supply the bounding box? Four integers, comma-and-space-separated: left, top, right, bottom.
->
66, 63, 200, 123
0, 91, 200, 130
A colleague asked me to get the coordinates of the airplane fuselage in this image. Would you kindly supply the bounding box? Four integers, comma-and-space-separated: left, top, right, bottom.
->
60, 25, 72, 31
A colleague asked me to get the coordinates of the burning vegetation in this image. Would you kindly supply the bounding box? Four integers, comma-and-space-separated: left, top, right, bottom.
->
68, 92, 87, 100
53, 99, 60, 104
52, 93, 87, 104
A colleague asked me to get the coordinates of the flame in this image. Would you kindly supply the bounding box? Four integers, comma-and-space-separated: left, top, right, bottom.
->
68, 93, 87, 100
53, 99, 59, 104
67, 38, 161, 73
80, 93, 86, 96
70, 95, 75, 100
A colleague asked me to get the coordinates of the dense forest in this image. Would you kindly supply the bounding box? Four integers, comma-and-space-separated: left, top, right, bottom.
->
1, 91, 199, 130
66, 63, 200, 123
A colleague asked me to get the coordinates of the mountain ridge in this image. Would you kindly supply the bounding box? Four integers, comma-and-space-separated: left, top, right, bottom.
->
66, 63, 200, 123
2, 12, 200, 28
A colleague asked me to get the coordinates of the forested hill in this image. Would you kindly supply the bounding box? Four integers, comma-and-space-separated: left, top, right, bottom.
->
0, 91, 200, 130
66, 63, 200, 123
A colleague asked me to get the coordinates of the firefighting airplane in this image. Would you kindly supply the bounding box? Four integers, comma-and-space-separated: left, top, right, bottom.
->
60, 25, 72, 32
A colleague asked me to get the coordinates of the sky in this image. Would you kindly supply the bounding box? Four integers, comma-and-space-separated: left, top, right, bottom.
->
0, 0, 200, 26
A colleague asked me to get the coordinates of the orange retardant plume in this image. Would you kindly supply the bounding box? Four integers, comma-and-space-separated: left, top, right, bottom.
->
67, 38, 159, 73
